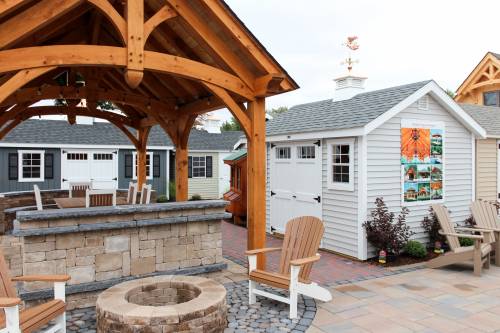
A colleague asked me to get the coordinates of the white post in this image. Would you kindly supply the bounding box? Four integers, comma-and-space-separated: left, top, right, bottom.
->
5, 305, 20, 333
54, 282, 66, 333
289, 265, 300, 319
248, 254, 257, 305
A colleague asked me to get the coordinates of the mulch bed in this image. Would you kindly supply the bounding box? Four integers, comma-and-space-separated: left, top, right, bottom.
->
369, 251, 440, 267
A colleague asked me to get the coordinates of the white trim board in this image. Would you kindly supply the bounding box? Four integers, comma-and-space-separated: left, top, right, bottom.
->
0, 143, 173, 150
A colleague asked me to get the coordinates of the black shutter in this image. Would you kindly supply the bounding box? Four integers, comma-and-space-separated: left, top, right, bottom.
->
153, 154, 160, 178
188, 156, 192, 178
8, 153, 17, 180
125, 154, 133, 178
44, 154, 54, 179
206, 156, 213, 178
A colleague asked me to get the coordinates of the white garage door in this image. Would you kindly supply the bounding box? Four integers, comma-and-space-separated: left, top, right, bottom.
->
270, 141, 322, 233
61, 150, 118, 189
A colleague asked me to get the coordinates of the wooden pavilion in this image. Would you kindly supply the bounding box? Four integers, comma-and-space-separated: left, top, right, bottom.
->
0, 0, 298, 266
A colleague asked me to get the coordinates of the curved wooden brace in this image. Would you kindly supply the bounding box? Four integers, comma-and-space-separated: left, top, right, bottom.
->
144, 5, 177, 42
109, 119, 139, 148
0, 45, 255, 100
470, 79, 500, 91
0, 67, 56, 105
202, 82, 251, 137
0, 105, 136, 128
0, 118, 21, 140
86, 0, 126, 44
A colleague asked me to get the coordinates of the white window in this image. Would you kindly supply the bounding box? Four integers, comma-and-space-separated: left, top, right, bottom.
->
18, 150, 45, 182
192, 156, 206, 178
132, 152, 153, 180
327, 138, 354, 191
297, 146, 316, 159
418, 95, 429, 110
276, 147, 291, 159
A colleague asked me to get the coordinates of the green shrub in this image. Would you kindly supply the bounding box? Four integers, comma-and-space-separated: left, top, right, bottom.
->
405, 240, 427, 258
168, 181, 176, 201
190, 194, 202, 201
157, 194, 168, 203
459, 237, 474, 247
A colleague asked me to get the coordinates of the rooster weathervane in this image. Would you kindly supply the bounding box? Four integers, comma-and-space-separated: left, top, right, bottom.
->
341, 36, 359, 72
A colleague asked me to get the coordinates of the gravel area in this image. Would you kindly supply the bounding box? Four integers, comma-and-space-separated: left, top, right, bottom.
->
65, 280, 316, 333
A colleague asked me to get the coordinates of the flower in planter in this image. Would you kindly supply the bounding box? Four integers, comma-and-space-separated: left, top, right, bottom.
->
434, 240, 444, 254
378, 249, 387, 264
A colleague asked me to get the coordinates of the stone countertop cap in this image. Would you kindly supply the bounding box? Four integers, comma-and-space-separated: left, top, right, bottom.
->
16, 200, 229, 222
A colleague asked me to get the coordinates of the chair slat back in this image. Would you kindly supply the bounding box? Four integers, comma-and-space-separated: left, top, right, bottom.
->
278, 216, 324, 281
69, 182, 92, 198
0, 249, 17, 298
86, 189, 116, 208
33, 185, 42, 211
140, 184, 152, 204
127, 182, 138, 204
431, 204, 460, 251
471, 201, 499, 230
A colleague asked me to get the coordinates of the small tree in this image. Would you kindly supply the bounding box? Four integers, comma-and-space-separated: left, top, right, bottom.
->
220, 117, 241, 131
363, 197, 413, 255
267, 106, 289, 118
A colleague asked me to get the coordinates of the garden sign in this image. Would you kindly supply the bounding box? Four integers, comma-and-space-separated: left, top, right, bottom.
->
401, 119, 444, 203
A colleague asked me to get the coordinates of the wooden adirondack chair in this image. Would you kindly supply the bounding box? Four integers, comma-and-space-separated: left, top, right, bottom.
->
427, 204, 493, 276
0, 249, 70, 332
246, 216, 332, 319
471, 200, 500, 266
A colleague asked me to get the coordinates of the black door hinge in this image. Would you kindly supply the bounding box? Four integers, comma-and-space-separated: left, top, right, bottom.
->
270, 143, 276, 148
270, 191, 276, 196
314, 140, 321, 147
62, 178, 67, 182
112, 177, 117, 181
314, 195, 321, 203
270, 226, 276, 233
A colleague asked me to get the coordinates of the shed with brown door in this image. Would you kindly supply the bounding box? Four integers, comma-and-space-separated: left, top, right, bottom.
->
224, 149, 247, 225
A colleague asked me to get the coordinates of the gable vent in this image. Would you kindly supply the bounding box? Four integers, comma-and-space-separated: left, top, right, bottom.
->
418, 95, 429, 110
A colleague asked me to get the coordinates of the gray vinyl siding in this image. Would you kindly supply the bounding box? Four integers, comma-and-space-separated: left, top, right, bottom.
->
266, 143, 271, 232
0, 148, 61, 192
321, 138, 359, 258
119, 149, 167, 196
366, 95, 474, 256
475, 138, 497, 201
188, 152, 219, 199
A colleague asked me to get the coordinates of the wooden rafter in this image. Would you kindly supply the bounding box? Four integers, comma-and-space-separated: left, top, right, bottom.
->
144, 5, 177, 41
0, 0, 31, 19
167, 0, 255, 90
0, 45, 255, 100
0, 67, 55, 105
0, 0, 82, 49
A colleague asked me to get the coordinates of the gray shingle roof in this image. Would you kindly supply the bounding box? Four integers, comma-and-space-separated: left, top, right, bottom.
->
266, 80, 432, 136
0, 119, 242, 151
460, 103, 500, 137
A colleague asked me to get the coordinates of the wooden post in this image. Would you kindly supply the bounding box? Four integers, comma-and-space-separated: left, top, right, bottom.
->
246, 97, 266, 269
175, 143, 188, 201
136, 127, 150, 189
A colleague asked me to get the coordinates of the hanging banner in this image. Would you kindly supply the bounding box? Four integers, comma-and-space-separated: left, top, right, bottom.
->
401, 119, 444, 203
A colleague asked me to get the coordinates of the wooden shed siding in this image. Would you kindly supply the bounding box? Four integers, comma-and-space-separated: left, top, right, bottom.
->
475, 138, 497, 201
321, 137, 359, 258
119, 149, 167, 196
188, 152, 220, 199
366, 95, 473, 256
0, 147, 61, 192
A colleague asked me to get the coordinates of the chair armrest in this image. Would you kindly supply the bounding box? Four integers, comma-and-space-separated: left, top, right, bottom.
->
439, 230, 484, 240
12, 274, 71, 282
0, 297, 21, 307
455, 227, 494, 234
290, 254, 321, 266
245, 247, 281, 255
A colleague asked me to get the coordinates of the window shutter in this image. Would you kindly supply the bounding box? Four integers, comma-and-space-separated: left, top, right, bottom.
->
188, 156, 192, 178
153, 154, 160, 178
8, 153, 17, 180
206, 156, 213, 178
125, 154, 133, 178
45, 154, 54, 179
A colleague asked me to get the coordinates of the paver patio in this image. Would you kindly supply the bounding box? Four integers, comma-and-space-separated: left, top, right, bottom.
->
307, 264, 500, 333
222, 221, 391, 285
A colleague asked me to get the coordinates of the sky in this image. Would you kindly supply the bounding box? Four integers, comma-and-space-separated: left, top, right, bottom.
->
206, 0, 500, 122
42, 1, 500, 124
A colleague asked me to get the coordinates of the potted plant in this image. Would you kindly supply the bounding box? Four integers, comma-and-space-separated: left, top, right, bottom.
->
363, 197, 413, 262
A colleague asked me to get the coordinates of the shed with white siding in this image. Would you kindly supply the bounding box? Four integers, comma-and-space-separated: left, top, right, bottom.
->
266, 79, 486, 260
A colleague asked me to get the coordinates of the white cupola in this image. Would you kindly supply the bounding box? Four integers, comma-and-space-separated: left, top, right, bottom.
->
333, 74, 367, 101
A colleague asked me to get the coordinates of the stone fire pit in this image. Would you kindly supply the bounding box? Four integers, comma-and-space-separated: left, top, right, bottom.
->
96, 275, 227, 333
